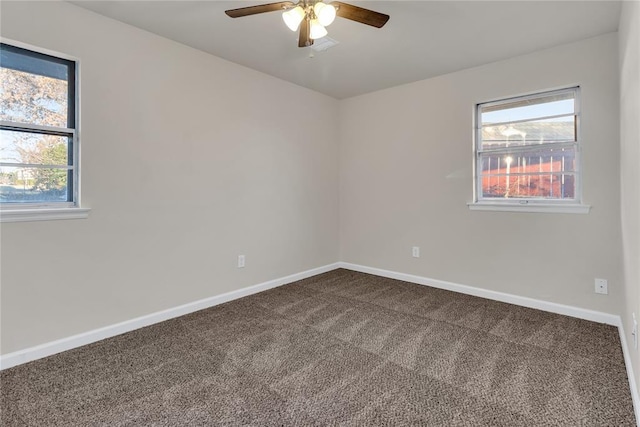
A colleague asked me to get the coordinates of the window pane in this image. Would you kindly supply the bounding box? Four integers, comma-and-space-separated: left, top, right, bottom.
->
481, 90, 575, 125
0, 67, 69, 128
476, 88, 580, 204
481, 117, 575, 148
481, 173, 575, 199
0, 129, 69, 165
0, 43, 76, 207
480, 147, 576, 174
0, 165, 69, 203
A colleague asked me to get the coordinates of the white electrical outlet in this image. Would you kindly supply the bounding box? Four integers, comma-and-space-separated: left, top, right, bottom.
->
238, 255, 245, 268
412, 247, 420, 258
594, 278, 608, 295
633, 313, 638, 350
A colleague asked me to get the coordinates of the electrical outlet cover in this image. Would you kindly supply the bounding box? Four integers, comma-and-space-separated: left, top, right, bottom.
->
594, 278, 608, 295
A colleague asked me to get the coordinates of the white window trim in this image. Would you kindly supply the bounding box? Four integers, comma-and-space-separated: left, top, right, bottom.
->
1, 38, 89, 222
1, 207, 90, 223
469, 87, 590, 214
467, 201, 590, 214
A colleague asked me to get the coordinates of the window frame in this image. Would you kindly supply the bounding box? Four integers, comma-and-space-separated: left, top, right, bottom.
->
0, 39, 89, 222
469, 87, 590, 214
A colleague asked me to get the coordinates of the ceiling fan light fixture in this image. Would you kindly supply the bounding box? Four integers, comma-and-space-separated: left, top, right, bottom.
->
282, 6, 305, 31
309, 19, 328, 39
313, 2, 336, 26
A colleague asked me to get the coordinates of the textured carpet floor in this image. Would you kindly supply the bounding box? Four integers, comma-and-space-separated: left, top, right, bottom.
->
1, 269, 635, 426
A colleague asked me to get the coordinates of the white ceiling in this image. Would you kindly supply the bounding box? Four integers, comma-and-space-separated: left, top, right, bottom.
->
70, 1, 621, 99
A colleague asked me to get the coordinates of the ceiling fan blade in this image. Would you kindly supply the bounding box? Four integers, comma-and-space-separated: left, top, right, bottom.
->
225, 1, 294, 18
298, 18, 313, 47
331, 2, 389, 28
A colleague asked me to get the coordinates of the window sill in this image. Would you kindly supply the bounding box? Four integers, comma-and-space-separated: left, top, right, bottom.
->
467, 202, 590, 214
0, 207, 91, 223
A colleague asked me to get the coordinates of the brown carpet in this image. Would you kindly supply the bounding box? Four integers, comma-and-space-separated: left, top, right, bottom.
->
1, 269, 636, 426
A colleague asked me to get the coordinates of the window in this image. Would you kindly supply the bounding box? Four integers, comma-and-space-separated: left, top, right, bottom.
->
0, 42, 87, 221
470, 87, 589, 213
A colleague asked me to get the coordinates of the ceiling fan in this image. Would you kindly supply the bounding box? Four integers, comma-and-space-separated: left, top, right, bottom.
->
225, 1, 389, 48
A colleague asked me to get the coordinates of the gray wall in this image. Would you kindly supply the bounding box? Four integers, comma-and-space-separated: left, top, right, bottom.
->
0, 1, 340, 354
339, 33, 623, 315
619, 0, 640, 396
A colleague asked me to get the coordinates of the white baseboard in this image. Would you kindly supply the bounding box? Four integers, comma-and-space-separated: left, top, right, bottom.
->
0, 263, 340, 371
338, 262, 620, 325
618, 322, 640, 425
